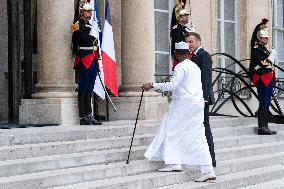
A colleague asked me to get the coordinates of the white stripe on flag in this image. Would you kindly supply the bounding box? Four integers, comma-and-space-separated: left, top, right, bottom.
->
101, 21, 116, 61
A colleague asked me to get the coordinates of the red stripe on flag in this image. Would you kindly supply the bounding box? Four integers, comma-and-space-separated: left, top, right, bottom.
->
102, 51, 118, 96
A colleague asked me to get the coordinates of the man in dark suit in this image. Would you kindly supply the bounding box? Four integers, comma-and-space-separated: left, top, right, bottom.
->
185, 32, 216, 167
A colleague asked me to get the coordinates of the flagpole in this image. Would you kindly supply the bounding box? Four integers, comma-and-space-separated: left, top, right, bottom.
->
97, 72, 117, 112
106, 93, 109, 121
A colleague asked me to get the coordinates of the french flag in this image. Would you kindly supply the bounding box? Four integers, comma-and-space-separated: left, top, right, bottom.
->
89, 0, 105, 99
101, 0, 118, 96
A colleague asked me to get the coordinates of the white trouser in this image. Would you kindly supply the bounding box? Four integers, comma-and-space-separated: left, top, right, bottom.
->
200, 165, 215, 174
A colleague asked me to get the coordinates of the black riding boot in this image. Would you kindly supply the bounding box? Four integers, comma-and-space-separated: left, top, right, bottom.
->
258, 107, 277, 135
85, 93, 102, 125
78, 92, 91, 125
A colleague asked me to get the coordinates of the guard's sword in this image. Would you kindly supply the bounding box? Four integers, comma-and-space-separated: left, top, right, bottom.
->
272, 89, 284, 116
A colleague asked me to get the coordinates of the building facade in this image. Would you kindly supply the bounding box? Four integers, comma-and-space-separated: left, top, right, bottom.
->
0, 0, 283, 124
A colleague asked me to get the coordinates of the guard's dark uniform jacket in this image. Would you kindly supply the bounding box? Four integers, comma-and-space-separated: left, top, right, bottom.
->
72, 19, 99, 71
170, 24, 189, 56
250, 44, 274, 87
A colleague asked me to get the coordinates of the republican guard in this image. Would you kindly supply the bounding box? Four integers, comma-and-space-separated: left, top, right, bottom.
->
250, 19, 284, 135
71, 0, 102, 125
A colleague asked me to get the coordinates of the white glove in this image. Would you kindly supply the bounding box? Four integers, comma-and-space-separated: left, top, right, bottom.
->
185, 25, 196, 33
89, 20, 101, 38
268, 48, 277, 63
89, 27, 98, 38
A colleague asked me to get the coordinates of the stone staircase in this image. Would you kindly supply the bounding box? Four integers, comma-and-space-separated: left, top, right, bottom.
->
0, 117, 283, 189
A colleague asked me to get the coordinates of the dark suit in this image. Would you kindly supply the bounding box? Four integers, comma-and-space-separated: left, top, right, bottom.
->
191, 48, 216, 166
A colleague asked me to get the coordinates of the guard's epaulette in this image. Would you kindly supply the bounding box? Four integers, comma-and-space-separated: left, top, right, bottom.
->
71, 21, 79, 33
172, 25, 178, 30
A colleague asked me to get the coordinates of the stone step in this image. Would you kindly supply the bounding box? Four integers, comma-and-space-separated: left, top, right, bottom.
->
48, 165, 284, 189
216, 141, 284, 161
209, 117, 257, 128
157, 165, 284, 189
0, 123, 159, 147
237, 178, 284, 189
0, 121, 272, 161
1, 140, 284, 178
0, 160, 164, 189
0, 130, 283, 162
214, 131, 284, 149
216, 151, 284, 175
0, 117, 259, 147
0, 134, 154, 161
49, 171, 194, 189
1, 150, 284, 189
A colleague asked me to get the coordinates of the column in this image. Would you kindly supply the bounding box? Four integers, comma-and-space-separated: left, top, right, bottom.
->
120, 0, 155, 93
105, 0, 168, 120
0, 0, 8, 122
34, 0, 75, 98
19, 0, 78, 124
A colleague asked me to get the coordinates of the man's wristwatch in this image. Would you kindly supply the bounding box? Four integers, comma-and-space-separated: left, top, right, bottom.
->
151, 83, 154, 88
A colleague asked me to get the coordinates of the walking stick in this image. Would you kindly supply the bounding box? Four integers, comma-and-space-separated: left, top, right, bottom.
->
126, 88, 144, 164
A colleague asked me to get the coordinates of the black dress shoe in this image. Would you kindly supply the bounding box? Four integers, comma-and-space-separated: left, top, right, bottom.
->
212, 160, 216, 168
86, 115, 102, 125
258, 127, 277, 135
80, 117, 92, 125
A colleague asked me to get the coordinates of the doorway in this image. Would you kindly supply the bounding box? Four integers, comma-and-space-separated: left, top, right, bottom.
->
7, 0, 36, 123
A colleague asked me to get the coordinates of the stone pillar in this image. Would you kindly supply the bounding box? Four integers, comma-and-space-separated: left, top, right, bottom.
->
106, 0, 168, 120
120, 0, 155, 92
0, 0, 8, 123
19, 0, 78, 125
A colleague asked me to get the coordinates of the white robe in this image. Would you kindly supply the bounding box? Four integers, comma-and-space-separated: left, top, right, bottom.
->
144, 59, 212, 166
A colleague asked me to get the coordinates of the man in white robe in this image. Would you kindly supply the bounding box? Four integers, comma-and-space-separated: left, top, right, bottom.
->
142, 42, 216, 182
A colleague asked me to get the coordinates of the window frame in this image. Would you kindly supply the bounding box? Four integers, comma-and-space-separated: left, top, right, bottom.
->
154, 0, 173, 82
273, 0, 284, 96
217, 0, 239, 97
217, 0, 239, 70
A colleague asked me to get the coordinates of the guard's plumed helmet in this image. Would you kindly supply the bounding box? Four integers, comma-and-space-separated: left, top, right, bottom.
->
179, 9, 190, 17
171, 0, 187, 29
79, 0, 93, 13
257, 18, 269, 38
257, 28, 269, 38
251, 18, 269, 49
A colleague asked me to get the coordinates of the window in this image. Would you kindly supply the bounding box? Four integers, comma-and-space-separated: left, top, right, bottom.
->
217, 0, 238, 93
154, 0, 172, 82
273, 0, 284, 95
273, 0, 284, 78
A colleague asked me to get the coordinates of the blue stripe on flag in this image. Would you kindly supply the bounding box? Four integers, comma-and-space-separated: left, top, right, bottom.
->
105, 0, 112, 25
94, 0, 102, 45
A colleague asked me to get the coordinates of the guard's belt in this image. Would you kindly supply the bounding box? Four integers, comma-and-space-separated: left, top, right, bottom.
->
79, 47, 93, 50
255, 65, 272, 70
